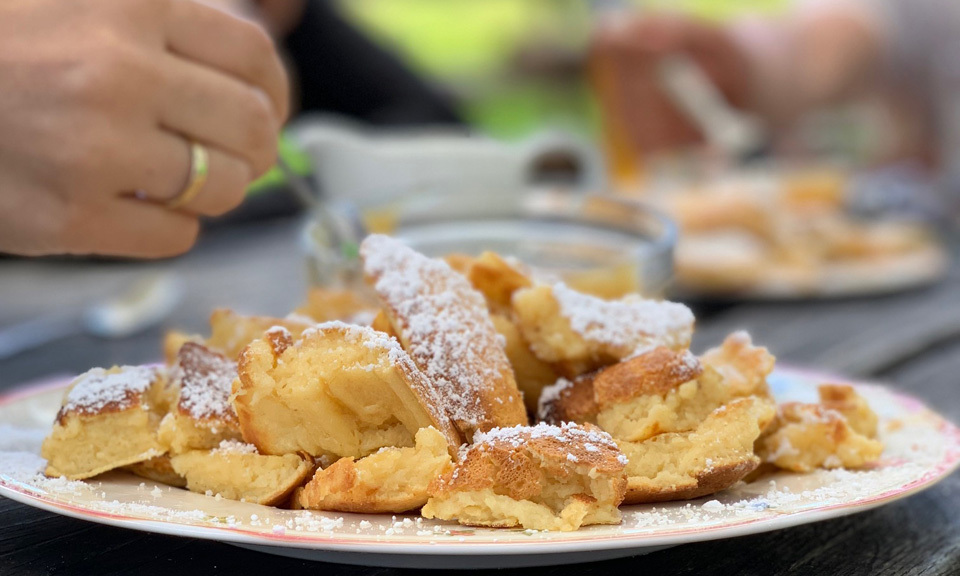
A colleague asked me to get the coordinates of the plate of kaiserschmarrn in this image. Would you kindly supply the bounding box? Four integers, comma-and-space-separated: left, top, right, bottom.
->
1, 235, 957, 569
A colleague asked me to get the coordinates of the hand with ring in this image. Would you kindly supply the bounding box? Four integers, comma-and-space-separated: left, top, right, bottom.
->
0, 0, 289, 258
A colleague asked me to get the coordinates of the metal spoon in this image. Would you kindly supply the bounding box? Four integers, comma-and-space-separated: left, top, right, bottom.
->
276, 155, 367, 287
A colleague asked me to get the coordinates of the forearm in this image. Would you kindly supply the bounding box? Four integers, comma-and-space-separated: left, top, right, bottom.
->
731, 0, 887, 128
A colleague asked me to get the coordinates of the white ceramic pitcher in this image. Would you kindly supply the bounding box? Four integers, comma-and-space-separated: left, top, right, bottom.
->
288, 114, 605, 208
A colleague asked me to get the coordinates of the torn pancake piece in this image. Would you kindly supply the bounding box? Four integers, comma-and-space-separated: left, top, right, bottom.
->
422, 423, 627, 531
757, 399, 883, 473
298, 426, 453, 513
595, 343, 774, 442
511, 283, 694, 376
170, 440, 313, 506
157, 342, 243, 454
537, 374, 599, 426
817, 383, 878, 438
125, 455, 186, 488
234, 322, 462, 458
360, 234, 527, 441
619, 396, 775, 504
42, 366, 167, 480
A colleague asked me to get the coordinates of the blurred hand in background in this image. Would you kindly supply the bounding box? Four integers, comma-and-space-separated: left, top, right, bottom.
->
591, 3, 884, 156
0, 0, 288, 258
590, 14, 752, 155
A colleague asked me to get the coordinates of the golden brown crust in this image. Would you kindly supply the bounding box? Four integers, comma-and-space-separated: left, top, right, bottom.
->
298, 427, 453, 514
623, 458, 758, 504
443, 253, 476, 275
370, 309, 400, 339
43, 366, 168, 480
361, 235, 527, 441
234, 322, 463, 458
510, 284, 695, 377
818, 383, 878, 438
125, 455, 186, 488
700, 331, 775, 399
593, 347, 702, 407
54, 366, 161, 424
537, 374, 599, 425
294, 287, 378, 323
163, 331, 202, 366
207, 309, 314, 361
464, 252, 533, 312
433, 423, 627, 499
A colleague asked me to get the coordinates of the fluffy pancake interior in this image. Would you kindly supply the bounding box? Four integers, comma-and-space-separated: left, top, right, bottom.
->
757, 402, 883, 473
236, 328, 444, 458
422, 424, 627, 531
422, 489, 620, 532
42, 367, 167, 480
619, 397, 774, 501
299, 426, 453, 513
171, 445, 311, 506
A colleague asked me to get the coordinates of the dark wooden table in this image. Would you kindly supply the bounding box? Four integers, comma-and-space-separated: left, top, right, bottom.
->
2, 216, 958, 575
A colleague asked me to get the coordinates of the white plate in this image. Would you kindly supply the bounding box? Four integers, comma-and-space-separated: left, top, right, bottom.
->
1, 368, 958, 569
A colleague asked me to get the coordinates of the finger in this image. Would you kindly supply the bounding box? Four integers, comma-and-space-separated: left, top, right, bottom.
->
116, 132, 252, 217
62, 197, 200, 259
165, 0, 289, 122
158, 53, 279, 177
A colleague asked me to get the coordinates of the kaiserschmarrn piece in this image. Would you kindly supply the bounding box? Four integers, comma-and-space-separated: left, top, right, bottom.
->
700, 331, 776, 400
537, 374, 600, 426
490, 313, 560, 414
511, 282, 694, 377
422, 423, 627, 531
42, 366, 167, 480
462, 251, 533, 314
619, 396, 775, 503
206, 309, 315, 360
163, 309, 316, 365
157, 342, 243, 454
125, 455, 186, 488
360, 234, 527, 441
294, 287, 379, 324
170, 440, 313, 506
539, 334, 775, 443
298, 426, 453, 513
596, 340, 774, 442
537, 338, 777, 504
234, 322, 462, 458
757, 392, 883, 473
817, 383, 878, 438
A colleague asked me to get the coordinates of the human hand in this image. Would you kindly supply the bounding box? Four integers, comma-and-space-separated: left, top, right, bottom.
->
0, 0, 289, 258
590, 14, 752, 155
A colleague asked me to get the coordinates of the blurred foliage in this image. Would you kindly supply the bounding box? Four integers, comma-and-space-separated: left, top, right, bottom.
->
337, 0, 788, 138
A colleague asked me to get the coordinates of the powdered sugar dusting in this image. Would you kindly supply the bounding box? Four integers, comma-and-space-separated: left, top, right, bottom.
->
552, 283, 695, 353
1, 371, 955, 545
302, 320, 411, 369
59, 366, 158, 418
361, 235, 518, 432
475, 421, 618, 452
213, 439, 258, 455
173, 343, 237, 421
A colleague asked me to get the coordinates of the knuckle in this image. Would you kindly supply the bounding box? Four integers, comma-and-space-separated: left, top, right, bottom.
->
240, 24, 277, 76
67, 45, 146, 108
